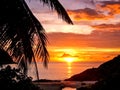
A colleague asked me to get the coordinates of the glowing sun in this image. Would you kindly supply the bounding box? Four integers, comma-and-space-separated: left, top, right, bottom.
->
63, 57, 75, 63
61, 53, 77, 63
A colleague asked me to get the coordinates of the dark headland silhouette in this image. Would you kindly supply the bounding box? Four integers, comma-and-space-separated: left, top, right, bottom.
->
65, 55, 120, 90
65, 55, 120, 81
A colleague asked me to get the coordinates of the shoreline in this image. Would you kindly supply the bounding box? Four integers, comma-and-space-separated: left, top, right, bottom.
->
33, 79, 97, 90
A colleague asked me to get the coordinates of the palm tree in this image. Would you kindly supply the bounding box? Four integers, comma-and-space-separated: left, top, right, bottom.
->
0, 48, 15, 67
0, 0, 73, 80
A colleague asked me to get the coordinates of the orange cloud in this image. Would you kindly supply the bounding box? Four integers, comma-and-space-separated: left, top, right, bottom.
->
97, 2, 120, 16
92, 23, 120, 31
67, 1, 120, 21
67, 8, 111, 21
47, 30, 120, 48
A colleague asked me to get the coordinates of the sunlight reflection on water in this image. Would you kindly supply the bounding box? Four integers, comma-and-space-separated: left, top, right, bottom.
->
62, 87, 76, 90
67, 62, 72, 78
28, 62, 102, 80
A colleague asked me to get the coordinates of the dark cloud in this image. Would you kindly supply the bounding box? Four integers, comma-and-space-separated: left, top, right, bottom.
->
26, 0, 95, 13
61, 53, 72, 57
66, 1, 120, 21
59, 0, 95, 9
60, 53, 79, 58
100, 1, 120, 5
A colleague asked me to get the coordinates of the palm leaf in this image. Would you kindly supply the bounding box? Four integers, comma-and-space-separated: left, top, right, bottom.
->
0, 0, 48, 75
0, 0, 73, 80
38, 0, 73, 24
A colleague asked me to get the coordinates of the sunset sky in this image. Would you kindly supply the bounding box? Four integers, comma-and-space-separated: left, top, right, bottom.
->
26, 0, 120, 62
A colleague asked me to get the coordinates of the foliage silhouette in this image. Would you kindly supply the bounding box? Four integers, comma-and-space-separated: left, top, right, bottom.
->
0, 65, 42, 90
0, 48, 15, 66
0, 0, 73, 79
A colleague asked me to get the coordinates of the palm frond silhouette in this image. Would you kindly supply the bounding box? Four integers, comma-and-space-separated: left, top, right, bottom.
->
0, 0, 73, 80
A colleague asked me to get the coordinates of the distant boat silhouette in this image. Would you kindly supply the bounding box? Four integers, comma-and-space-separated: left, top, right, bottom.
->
0, 48, 15, 66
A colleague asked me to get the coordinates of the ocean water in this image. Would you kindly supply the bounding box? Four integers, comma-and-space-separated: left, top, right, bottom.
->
28, 62, 103, 81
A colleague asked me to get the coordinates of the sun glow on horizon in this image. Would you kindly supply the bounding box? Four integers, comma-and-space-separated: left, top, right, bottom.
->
55, 48, 80, 62
48, 47, 120, 62
63, 57, 76, 63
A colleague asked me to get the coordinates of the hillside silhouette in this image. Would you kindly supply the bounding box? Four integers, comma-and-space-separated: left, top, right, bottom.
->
65, 55, 120, 81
